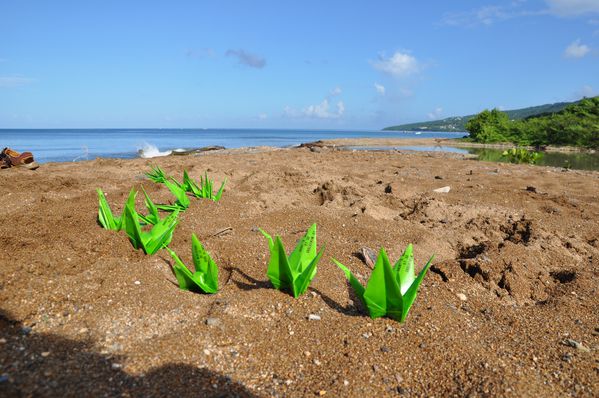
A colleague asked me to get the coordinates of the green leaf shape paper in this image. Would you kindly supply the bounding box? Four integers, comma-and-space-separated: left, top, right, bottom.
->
123, 203, 179, 255
260, 223, 324, 298
156, 178, 190, 212
165, 234, 219, 294
97, 188, 137, 231
333, 246, 433, 323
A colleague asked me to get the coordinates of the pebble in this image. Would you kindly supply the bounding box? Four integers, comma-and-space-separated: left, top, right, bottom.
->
385, 325, 396, 333
134, 280, 141, 285
41, 351, 50, 357
203, 349, 211, 356
111, 363, 122, 370
562, 353, 573, 362
343, 380, 349, 387
433, 186, 451, 193
362, 332, 372, 339
78, 328, 89, 334
205, 318, 221, 327
313, 359, 321, 366
0, 374, 8, 383
563, 339, 590, 352
381, 346, 390, 353
20, 326, 32, 336
318, 390, 326, 396
457, 293, 467, 301
0, 338, 6, 344
308, 314, 321, 321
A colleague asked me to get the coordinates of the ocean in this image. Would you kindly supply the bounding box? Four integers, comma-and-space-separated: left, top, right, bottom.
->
0, 129, 466, 163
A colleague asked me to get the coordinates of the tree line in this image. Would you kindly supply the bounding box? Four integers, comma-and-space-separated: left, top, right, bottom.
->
465, 96, 599, 149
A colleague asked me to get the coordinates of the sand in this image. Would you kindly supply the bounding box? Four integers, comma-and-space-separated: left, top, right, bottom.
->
1, 143, 598, 397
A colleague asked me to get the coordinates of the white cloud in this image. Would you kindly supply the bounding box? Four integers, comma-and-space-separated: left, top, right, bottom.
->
303, 99, 345, 119
564, 39, 591, 58
0, 76, 34, 88
427, 107, 444, 120
225, 49, 266, 68
329, 86, 342, 96
575, 84, 596, 98
258, 113, 268, 120
372, 51, 420, 77
374, 83, 386, 95
546, 0, 599, 17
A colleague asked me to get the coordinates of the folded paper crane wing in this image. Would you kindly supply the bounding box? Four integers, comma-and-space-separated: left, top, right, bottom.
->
334, 246, 433, 322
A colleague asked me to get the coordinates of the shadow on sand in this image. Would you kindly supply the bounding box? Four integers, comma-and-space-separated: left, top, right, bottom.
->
0, 309, 255, 398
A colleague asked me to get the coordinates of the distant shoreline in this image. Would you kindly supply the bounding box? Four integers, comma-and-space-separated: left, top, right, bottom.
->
312, 137, 597, 154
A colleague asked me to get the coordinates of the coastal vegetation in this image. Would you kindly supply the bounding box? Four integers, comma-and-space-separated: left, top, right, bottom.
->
465, 96, 599, 148
383, 99, 576, 132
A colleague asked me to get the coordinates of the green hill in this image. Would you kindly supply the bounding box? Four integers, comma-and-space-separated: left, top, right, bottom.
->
383, 100, 575, 132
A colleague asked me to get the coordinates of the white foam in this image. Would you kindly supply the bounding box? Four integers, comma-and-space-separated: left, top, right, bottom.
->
138, 143, 172, 158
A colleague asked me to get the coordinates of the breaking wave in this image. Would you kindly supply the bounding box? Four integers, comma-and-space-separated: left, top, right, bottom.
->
137, 143, 172, 158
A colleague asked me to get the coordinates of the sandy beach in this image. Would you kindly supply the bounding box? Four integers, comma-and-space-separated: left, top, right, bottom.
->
1, 142, 598, 397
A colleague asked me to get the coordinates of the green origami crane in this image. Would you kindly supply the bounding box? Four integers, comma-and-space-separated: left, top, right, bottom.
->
155, 178, 190, 212
122, 203, 179, 255
183, 170, 226, 201
165, 234, 219, 294
97, 188, 137, 231
333, 244, 433, 323
146, 165, 169, 184
260, 223, 324, 298
136, 187, 160, 226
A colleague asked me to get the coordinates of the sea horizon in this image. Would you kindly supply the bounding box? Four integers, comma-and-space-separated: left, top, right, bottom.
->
0, 128, 466, 163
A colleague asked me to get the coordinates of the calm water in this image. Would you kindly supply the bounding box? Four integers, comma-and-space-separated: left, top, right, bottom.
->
466, 147, 599, 171
0, 129, 466, 163
344, 145, 599, 171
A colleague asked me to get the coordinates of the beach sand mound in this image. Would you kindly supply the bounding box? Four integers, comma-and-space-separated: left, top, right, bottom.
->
1, 146, 598, 397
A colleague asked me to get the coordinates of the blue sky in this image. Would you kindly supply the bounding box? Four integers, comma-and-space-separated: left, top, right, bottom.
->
1, 0, 598, 129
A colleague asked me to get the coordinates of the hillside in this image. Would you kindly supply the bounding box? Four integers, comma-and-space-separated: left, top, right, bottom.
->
383, 100, 575, 132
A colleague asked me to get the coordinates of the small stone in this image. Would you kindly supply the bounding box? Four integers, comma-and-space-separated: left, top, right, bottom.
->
0, 374, 8, 383
318, 390, 326, 396
308, 314, 321, 321
20, 326, 32, 336
0, 338, 6, 344
384, 184, 392, 194
230, 350, 239, 358
111, 363, 122, 370
289, 330, 294, 335
457, 293, 467, 301
381, 346, 390, 353
203, 349, 211, 356
433, 186, 450, 193
562, 353, 573, 362
434, 176, 443, 180
385, 325, 395, 333
362, 332, 372, 339
313, 359, 321, 366
304, 351, 311, 357
205, 318, 221, 327
134, 280, 141, 285
78, 328, 89, 334
343, 380, 349, 387
41, 351, 50, 357
563, 339, 590, 352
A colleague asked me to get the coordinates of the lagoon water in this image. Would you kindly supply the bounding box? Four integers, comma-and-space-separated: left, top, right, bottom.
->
0, 128, 465, 163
